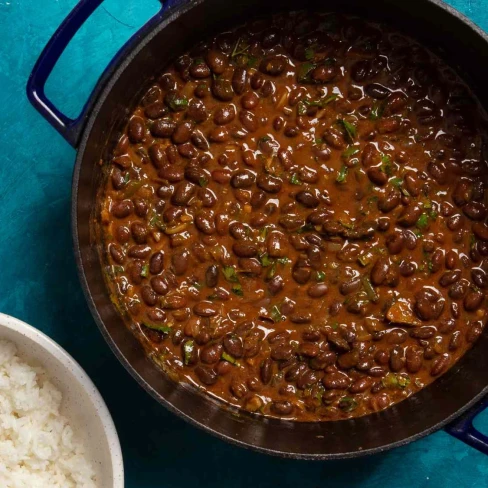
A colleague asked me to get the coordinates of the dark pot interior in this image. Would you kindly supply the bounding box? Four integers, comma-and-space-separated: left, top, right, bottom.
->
72, 0, 488, 458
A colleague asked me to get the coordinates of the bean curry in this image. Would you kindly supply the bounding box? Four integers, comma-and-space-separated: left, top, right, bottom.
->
100, 12, 488, 421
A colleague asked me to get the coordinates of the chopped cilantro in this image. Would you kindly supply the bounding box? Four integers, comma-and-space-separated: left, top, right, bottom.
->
416, 213, 430, 230
338, 396, 358, 412
198, 176, 208, 187
183, 340, 195, 365
370, 100, 386, 120
231, 284, 244, 296
337, 119, 356, 142
222, 351, 239, 365
290, 173, 302, 185
165, 93, 189, 112
382, 373, 411, 389
380, 154, 393, 176
140, 264, 149, 278
342, 146, 360, 160
305, 47, 315, 60
336, 165, 348, 183
257, 226, 269, 243
259, 253, 272, 267
223, 265, 240, 283
316, 270, 326, 282
142, 322, 172, 334
270, 305, 283, 322
297, 61, 316, 82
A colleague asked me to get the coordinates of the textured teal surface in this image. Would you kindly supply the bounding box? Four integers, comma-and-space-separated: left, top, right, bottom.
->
1, 0, 488, 486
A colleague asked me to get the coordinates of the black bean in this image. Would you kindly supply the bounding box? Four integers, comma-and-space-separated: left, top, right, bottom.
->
232, 67, 247, 94
231, 170, 256, 188
307, 283, 328, 298
386, 231, 405, 254
270, 401, 294, 416
261, 358, 273, 384
128, 117, 145, 143
233, 242, 258, 258
172, 250, 189, 275
212, 78, 234, 101
171, 182, 196, 205
201, 343, 223, 364
193, 301, 218, 317
223, 335, 244, 358
268, 275, 284, 295
239, 110, 259, 132
323, 372, 350, 389
205, 265, 219, 288
151, 119, 176, 138
431, 353, 450, 376
109, 244, 124, 264
365, 83, 390, 99
141, 286, 157, 306
111, 200, 134, 219
439, 270, 461, 287
195, 210, 216, 235
206, 50, 228, 74
464, 289, 484, 311
371, 257, 390, 285
257, 174, 282, 193
214, 105, 236, 125
128, 245, 151, 259
195, 365, 218, 385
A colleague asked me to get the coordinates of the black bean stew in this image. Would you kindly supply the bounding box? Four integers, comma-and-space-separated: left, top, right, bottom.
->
100, 12, 488, 421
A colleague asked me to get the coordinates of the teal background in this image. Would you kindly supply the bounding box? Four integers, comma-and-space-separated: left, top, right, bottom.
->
1, 0, 488, 486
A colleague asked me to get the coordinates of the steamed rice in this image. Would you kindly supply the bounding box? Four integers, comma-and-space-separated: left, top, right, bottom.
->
0, 340, 97, 488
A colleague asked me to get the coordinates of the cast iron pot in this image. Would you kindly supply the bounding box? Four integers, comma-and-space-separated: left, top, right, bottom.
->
28, 0, 488, 459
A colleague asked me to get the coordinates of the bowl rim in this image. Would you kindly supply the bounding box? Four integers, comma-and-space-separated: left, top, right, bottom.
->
0, 312, 124, 487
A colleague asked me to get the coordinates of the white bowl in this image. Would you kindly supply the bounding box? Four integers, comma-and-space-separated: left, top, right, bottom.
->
0, 313, 124, 487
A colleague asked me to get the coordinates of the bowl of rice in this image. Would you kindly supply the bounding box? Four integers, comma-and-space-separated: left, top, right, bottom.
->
0, 312, 124, 488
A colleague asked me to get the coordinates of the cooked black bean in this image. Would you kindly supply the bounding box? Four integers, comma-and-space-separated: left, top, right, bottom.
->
103, 13, 488, 423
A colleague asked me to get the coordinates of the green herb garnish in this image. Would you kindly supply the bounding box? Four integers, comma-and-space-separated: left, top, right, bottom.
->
290, 173, 302, 185
416, 213, 430, 230
140, 264, 149, 278
336, 165, 348, 183
142, 322, 173, 334
247, 56, 258, 68
222, 351, 239, 365
259, 253, 272, 267
337, 119, 356, 143
232, 284, 244, 296
297, 61, 316, 82
305, 47, 315, 60
270, 305, 283, 322
316, 271, 326, 282
381, 154, 393, 176
370, 100, 386, 120
382, 373, 411, 389
304, 94, 338, 108
198, 177, 208, 187
362, 275, 379, 303
166, 93, 189, 112
183, 340, 195, 365
296, 223, 314, 234
342, 146, 360, 160
231, 37, 250, 59
338, 396, 358, 412
257, 226, 269, 243
222, 265, 239, 283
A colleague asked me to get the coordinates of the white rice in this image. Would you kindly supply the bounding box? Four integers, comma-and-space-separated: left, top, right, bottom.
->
0, 340, 97, 488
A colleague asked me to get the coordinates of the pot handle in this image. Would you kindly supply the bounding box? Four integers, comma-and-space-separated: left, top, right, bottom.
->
26, 0, 178, 148
445, 397, 488, 455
